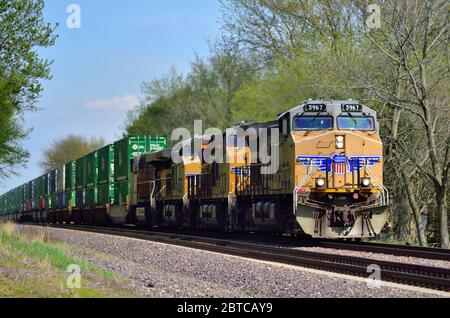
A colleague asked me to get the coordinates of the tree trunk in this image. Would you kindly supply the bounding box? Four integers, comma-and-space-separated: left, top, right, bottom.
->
422, 89, 448, 249
436, 188, 449, 249
401, 170, 428, 246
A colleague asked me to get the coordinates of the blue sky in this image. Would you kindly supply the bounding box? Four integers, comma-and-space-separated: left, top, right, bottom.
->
1, 0, 222, 191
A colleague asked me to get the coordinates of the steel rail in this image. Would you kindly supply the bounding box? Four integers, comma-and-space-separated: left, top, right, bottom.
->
306, 239, 450, 262
116, 225, 450, 262
44, 224, 450, 292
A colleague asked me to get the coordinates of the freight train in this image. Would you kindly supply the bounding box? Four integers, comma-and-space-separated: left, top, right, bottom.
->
0, 100, 389, 239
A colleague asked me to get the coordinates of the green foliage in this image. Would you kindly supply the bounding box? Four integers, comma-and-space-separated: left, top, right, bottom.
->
0, 76, 29, 177
125, 37, 258, 138
39, 135, 106, 172
0, 0, 57, 178
0, 228, 138, 298
0, 231, 111, 275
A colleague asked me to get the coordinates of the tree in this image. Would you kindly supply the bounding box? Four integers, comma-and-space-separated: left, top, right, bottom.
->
125, 0, 449, 247
221, 0, 449, 247
0, 0, 57, 178
39, 135, 106, 172
125, 37, 258, 138
361, 0, 449, 248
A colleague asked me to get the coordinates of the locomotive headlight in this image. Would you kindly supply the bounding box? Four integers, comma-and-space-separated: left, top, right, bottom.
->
316, 178, 326, 188
336, 136, 345, 149
362, 178, 371, 187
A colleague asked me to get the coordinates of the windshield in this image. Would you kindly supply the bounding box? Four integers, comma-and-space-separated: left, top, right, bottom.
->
338, 116, 375, 131
293, 116, 333, 130
226, 135, 246, 147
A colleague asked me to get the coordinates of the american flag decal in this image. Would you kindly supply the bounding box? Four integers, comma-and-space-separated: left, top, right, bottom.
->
297, 154, 381, 175
231, 167, 251, 176
332, 154, 347, 175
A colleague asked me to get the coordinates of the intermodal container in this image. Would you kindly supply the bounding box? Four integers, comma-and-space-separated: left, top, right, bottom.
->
98, 145, 114, 185
65, 191, 75, 209
19, 185, 25, 212
56, 165, 65, 193
65, 161, 76, 191
49, 170, 57, 195
57, 192, 66, 210
21, 185, 25, 212
9, 190, 14, 213
25, 181, 32, 211
114, 136, 167, 183
114, 180, 129, 206
85, 151, 98, 188
84, 187, 97, 208
75, 189, 84, 208
50, 194, 57, 210
84, 151, 98, 208
0, 194, 6, 214
43, 173, 49, 196
97, 144, 115, 207
31, 179, 37, 210
75, 157, 86, 190
35, 176, 45, 209
97, 183, 114, 206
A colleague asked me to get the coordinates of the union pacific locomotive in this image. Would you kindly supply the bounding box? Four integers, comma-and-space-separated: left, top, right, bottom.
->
129, 100, 388, 239
0, 100, 389, 239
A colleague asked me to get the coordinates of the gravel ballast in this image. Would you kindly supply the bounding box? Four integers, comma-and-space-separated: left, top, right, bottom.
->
24, 226, 449, 298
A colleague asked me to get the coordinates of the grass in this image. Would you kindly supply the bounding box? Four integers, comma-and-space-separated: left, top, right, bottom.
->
0, 222, 138, 298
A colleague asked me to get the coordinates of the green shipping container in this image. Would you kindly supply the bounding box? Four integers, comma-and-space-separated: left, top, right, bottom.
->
76, 157, 86, 190
35, 176, 45, 209
97, 145, 115, 208
50, 194, 57, 210
8, 190, 14, 212
36, 176, 44, 197
45, 196, 51, 210
84, 187, 97, 208
43, 173, 49, 196
0, 195, 5, 214
114, 181, 129, 206
114, 136, 167, 183
85, 151, 98, 188
65, 161, 76, 191
31, 179, 37, 210
12, 188, 17, 212
148, 135, 168, 153
25, 181, 32, 202
18, 185, 25, 212
24, 181, 33, 211
65, 191, 76, 208
98, 145, 114, 185
49, 170, 57, 194
97, 183, 114, 206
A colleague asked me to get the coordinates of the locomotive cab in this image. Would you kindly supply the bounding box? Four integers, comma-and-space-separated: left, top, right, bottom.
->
283, 100, 389, 238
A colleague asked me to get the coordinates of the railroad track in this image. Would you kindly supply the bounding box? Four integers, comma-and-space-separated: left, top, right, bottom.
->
45, 224, 450, 292
305, 239, 450, 262
123, 225, 450, 262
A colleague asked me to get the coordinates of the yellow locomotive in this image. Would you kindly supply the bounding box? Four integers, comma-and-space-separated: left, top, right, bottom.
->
130, 100, 388, 239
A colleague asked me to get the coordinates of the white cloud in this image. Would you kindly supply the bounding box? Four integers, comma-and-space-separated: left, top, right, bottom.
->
85, 94, 139, 111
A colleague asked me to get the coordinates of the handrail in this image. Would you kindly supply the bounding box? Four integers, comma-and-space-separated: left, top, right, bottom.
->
365, 167, 389, 206
293, 161, 318, 215
159, 185, 167, 194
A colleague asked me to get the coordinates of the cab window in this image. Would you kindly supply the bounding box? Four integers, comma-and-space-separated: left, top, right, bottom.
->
293, 116, 333, 131
226, 135, 246, 148
337, 116, 375, 131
